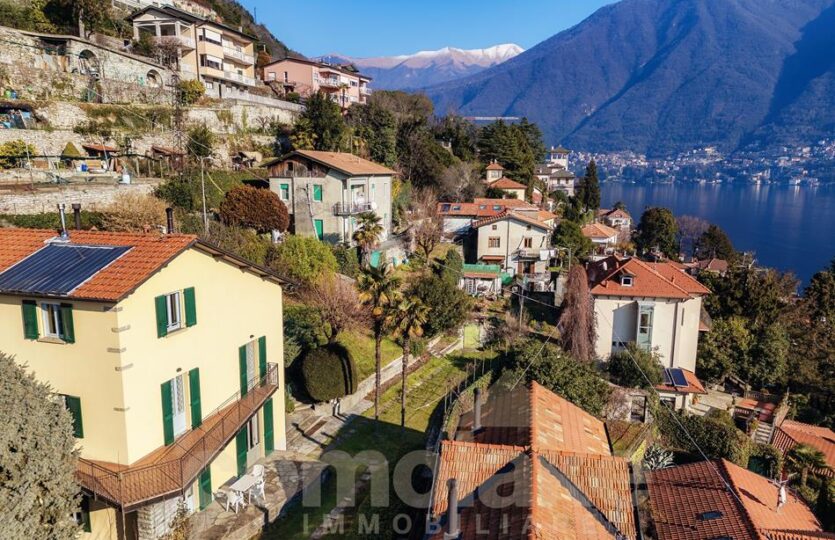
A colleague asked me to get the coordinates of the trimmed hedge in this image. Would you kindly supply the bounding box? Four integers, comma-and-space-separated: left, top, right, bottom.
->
657, 409, 751, 466
301, 343, 358, 402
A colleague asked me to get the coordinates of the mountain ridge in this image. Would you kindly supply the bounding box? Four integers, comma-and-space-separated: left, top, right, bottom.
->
317, 44, 524, 90
423, 0, 835, 156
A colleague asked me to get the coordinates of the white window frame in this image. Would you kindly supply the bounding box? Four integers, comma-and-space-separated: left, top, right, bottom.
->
165, 291, 182, 331
621, 275, 633, 287
247, 415, 259, 449
41, 302, 64, 339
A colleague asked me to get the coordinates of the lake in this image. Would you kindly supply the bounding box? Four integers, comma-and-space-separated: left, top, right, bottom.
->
601, 182, 835, 286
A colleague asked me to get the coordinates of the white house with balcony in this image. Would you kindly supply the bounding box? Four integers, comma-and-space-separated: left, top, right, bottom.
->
265, 150, 394, 244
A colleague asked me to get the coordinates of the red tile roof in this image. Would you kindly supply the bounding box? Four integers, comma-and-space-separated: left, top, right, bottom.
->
287, 150, 396, 176
488, 177, 527, 190
82, 143, 119, 153
430, 382, 636, 539
486, 162, 504, 171
655, 369, 707, 395
647, 459, 825, 540
582, 223, 620, 240
0, 228, 282, 302
587, 256, 711, 300
772, 421, 835, 477
473, 197, 536, 208
473, 210, 551, 231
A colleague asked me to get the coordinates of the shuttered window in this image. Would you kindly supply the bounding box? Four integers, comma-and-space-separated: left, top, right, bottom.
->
198, 468, 212, 510
155, 295, 168, 338
62, 395, 84, 438
312, 184, 323, 202
314, 219, 324, 241
22, 300, 38, 340
258, 336, 267, 380
155, 288, 195, 338
238, 345, 248, 396
235, 427, 247, 476
189, 368, 202, 429
184, 287, 197, 327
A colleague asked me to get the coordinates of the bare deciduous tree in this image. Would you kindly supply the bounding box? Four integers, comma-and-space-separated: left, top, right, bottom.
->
676, 215, 709, 258
558, 265, 596, 362
410, 188, 442, 259
302, 273, 368, 343
439, 161, 484, 202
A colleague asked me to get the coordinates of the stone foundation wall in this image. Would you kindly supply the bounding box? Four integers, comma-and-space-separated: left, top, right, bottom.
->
136, 496, 182, 540
0, 181, 157, 214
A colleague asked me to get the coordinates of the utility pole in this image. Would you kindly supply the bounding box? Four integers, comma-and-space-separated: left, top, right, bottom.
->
518, 284, 526, 331
200, 157, 208, 234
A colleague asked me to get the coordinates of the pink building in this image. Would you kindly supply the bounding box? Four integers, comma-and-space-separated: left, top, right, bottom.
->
261, 58, 371, 108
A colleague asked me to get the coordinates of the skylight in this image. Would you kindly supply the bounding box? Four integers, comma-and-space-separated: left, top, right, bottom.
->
698, 510, 723, 520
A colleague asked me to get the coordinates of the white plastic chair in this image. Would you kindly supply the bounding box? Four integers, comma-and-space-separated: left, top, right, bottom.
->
252, 464, 265, 480
249, 479, 266, 503
219, 489, 245, 513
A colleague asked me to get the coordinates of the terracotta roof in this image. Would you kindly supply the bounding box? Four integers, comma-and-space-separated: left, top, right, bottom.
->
537, 210, 558, 222
582, 223, 620, 240
763, 532, 835, 540
696, 258, 729, 273
0, 228, 283, 302
485, 162, 504, 171
488, 177, 527, 190
287, 150, 396, 176
599, 208, 632, 221
647, 459, 825, 540
587, 256, 711, 300
655, 369, 707, 395
473, 211, 551, 231
772, 421, 835, 476
473, 198, 537, 209
150, 145, 185, 156
82, 143, 119, 153
430, 382, 636, 539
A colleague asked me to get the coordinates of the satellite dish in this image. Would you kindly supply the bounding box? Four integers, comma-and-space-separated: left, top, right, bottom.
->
370, 201, 378, 210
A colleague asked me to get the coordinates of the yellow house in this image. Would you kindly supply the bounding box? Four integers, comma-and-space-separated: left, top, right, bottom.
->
0, 227, 286, 540
129, 5, 258, 99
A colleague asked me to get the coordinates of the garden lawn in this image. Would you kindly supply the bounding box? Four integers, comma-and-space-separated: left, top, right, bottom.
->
265, 350, 497, 540
337, 330, 401, 381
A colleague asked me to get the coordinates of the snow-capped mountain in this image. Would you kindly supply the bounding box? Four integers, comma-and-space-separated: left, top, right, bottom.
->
317, 44, 524, 90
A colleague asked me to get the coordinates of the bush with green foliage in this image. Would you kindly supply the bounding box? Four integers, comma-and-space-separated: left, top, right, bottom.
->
695, 224, 736, 261
177, 79, 205, 106
154, 178, 194, 211
411, 274, 472, 337
436, 248, 463, 287
187, 123, 214, 159
268, 235, 337, 284
218, 185, 289, 233
697, 316, 752, 383
607, 343, 664, 389
0, 211, 104, 230
657, 409, 751, 466
0, 140, 38, 169
508, 338, 611, 416
291, 91, 346, 151
0, 352, 80, 539
301, 343, 358, 402
634, 207, 679, 259
748, 443, 783, 480
331, 244, 360, 278
552, 220, 593, 261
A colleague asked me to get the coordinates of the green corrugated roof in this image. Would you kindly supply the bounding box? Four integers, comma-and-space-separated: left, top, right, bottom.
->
463, 263, 501, 275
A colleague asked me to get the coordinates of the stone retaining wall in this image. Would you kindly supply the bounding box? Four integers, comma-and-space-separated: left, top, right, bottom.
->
0, 181, 157, 214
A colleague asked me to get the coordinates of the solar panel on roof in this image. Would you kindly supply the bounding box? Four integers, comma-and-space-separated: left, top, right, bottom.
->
0, 242, 131, 296
669, 368, 688, 387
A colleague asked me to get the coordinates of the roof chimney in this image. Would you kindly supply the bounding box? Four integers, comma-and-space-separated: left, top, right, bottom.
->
57, 203, 69, 240
473, 388, 483, 433
71, 203, 82, 230
444, 479, 460, 540
166, 207, 175, 234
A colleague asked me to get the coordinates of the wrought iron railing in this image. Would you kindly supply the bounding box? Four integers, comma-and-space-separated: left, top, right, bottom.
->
76, 363, 279, 511
333, 202, 374, 216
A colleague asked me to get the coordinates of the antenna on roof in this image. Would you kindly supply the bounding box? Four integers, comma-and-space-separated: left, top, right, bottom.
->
57, 203, 69, 241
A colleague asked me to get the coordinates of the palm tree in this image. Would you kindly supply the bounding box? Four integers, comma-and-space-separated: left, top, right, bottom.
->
786, 444, 831, 488
357, 263, 401, 421
392, 295, 430, 428
352, 211, 383, 266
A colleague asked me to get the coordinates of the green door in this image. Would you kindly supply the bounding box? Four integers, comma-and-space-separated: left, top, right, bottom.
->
263, 399, 275, 455
235, 426, 248, 476
239, 345, 248, 396
370, 251, 381, 268
314, 219, 324, 241
198, 467, 212, 510
258, 336, 267, 382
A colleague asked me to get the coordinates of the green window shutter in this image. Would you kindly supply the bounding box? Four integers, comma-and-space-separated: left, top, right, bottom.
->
80, 496, 91, 533
155, 295, 168, 338
258, 336, 267, 381
60, 303, 75, 343
189, 368, 202, 429
314, 219, 324, 241
65, 395, 84, 438
263, 398, 275, 455
198, 467, 212, 510
21, 300, 39, 340
313, 184, 323, 201
235, 427, 247, 476
238, 345, 248, 396
161, 380, 174, 445
184, 287, 197, 327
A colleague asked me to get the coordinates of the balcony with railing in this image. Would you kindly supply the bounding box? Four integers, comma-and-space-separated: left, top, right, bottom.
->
316, 77, 342, 89
360, 87, 372, 96
519, 272, 554, 292
221, 71, 257, 86
333, 202, 375, 216
516, 247, 553, 259
75, 363, 279, 511
222, 47, 255, 65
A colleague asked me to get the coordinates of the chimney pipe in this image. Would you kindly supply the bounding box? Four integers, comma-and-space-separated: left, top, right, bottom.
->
444, 479, 460, 540
473, 388, 482, 433
71, 203, 82, 230
165, 207, 174, 234
57, 203, 68, 239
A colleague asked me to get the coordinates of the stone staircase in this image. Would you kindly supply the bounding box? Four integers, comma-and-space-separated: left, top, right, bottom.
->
753, 421, 774, 445
691, 389, 735, 417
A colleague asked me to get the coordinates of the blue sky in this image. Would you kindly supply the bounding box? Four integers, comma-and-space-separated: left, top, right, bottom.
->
246, 0, 612, 58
